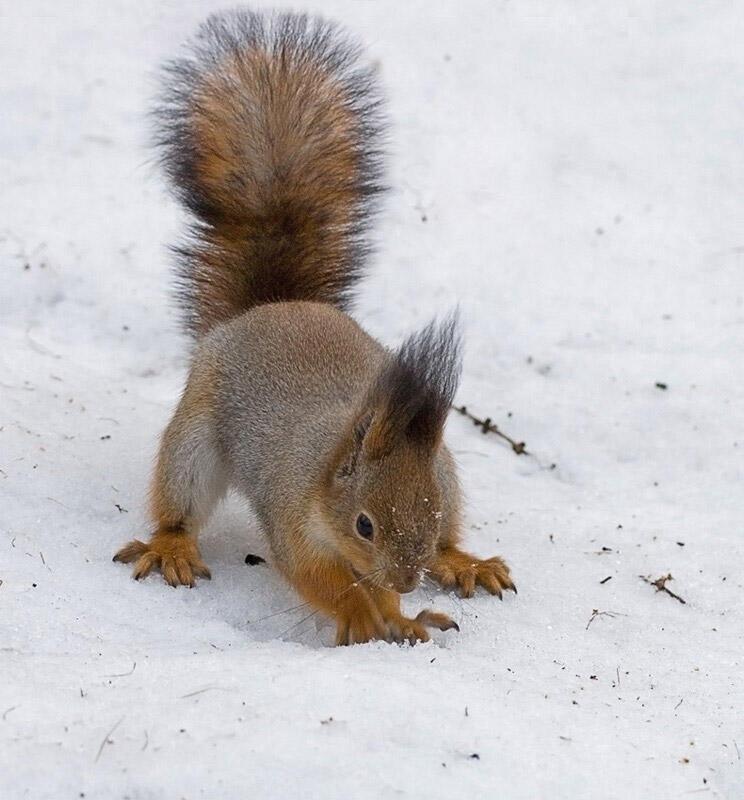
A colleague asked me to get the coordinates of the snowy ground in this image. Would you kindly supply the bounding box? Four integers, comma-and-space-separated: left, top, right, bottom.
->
2, 2, 743, 798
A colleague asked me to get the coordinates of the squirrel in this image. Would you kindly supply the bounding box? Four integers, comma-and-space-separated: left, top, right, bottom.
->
113, 9, 515, 645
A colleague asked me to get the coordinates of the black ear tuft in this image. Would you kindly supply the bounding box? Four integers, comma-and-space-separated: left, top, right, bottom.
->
367, 311, 463, 452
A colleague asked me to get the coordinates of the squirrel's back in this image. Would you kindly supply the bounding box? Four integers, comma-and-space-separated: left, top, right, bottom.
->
154, 10, 385, 336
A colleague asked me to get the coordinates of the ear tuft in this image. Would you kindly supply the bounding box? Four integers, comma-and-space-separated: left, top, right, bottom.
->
366, 311, 462, 452
337, 411, 373, 477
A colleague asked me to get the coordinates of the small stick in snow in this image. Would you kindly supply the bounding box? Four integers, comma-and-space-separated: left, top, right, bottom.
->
180, 686, 233, 699
640, 573, 687, 605
94, 716, 124, 763
2, 705, 18, 721
585, 608, 624, 630
46, 496, 70, 510
105, 662, 136, 678
26, 327, 61, 360
599, 575, 612, 584
452, 405, 528, 455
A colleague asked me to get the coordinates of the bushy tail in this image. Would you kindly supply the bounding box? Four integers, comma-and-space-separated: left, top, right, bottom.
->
154, 10, 386, 336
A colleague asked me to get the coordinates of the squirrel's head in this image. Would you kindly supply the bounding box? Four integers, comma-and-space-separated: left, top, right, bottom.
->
321, 315, 462, 593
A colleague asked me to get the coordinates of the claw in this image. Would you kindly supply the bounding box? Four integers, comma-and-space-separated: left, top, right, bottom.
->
113, 539, 148, 564
113, 534, 210, 587
416, 609, 459, 633
429, 548, 515, 600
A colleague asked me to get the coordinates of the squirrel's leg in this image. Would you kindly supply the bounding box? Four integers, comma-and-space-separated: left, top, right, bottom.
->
285, 550, 458, 645
427, 517, 516, 599
285, 555, 389, 645
114, 382, 227, 587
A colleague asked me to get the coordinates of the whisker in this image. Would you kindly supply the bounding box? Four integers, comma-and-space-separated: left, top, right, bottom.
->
418, 573, 437, 604
277, 606, 324, 639
247, 600, 312, 625
334, 567, 385, 600
277, 568, 385, 640
420, 573, 473, 615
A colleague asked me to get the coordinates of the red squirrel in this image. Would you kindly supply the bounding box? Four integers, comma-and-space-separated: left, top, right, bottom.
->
114, 9, 515, 645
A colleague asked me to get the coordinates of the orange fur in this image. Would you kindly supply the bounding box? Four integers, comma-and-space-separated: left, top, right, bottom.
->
155, 11, 385, 336
428, 546, 515, 598
113, 530, 211, 588
114, 358, 222, 587
287, 548, 457, 645
112, 10, 516, 644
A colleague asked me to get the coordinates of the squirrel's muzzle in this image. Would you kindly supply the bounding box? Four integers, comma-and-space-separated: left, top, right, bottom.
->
390, 566, 422, 594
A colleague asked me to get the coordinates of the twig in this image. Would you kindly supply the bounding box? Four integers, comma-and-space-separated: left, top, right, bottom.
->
180, 686, 232, 699
585, 608, 625, 630
105, 662, 136, 678
2, 705, 18, 721
26, 327, 61, 360
94, 716, 124, 762
640, 574, 686, 605
453, 405, 528, 455
46, 496, 70, 510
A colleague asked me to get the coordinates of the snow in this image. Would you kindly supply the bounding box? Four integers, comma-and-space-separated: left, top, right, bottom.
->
1, 1, 743, 798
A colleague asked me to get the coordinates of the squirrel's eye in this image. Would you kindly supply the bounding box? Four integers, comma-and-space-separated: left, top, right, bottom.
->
355, 513, 374, 540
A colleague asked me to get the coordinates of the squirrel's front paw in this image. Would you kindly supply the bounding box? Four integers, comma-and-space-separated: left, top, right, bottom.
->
386, 609, 459, 645
334, 601, 388, 646
335, 605, 458, 646
113, 532, 211, 588
429, 547, 516, 598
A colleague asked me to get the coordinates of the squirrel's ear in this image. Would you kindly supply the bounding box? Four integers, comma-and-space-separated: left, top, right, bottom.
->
364, 312, 462, 455
336, 411, 374, 477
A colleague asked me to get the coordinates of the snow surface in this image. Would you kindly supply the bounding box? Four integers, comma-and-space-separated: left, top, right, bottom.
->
2, 2, 743, 798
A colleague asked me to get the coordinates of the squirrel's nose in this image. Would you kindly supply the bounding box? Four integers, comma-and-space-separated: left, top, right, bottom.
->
393, 567, 421, 594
